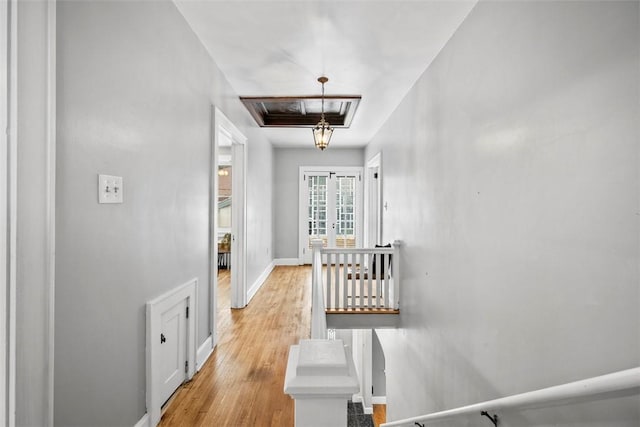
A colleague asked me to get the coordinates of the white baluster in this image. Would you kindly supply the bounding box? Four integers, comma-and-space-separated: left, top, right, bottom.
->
342, 253, 348, 309
375, 253, 381, 308
326, 253, 332, 310
359, 253, 365, 309
350, 253, 356, 309
367, 253, 373, 308
336, 253, 340, 309
383, 253, 390, 308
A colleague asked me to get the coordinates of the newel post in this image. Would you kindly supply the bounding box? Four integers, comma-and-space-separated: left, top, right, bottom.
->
311, 239, 324, 259
392, 240, 402, 310
284, 339, 359, 427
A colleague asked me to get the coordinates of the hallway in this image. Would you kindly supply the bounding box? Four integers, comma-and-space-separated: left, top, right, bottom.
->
6, 1, 638, 425
159, 266, 311, 426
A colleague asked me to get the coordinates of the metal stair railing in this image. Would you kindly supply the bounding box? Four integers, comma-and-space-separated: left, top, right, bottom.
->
382, 367, 640, 426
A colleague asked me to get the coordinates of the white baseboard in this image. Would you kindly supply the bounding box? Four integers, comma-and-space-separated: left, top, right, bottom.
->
372, 396, 387, 405
134, 413, 149, 427
197, 335, 214, 371
247, 260, 275, 303
274, 258, 300, 266
351, 395, 373, 414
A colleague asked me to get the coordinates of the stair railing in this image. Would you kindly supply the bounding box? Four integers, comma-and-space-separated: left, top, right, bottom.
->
321, 240, 401, 312
310, 240, 402, 338
381, 367, 640, 426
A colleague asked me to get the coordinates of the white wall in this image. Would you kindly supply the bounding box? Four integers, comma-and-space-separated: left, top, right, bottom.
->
273, 147, 364, 259
55, 1, 273, 425
366, 1, 639, 425
244, 125, 274, 284
372, 330, 386, 397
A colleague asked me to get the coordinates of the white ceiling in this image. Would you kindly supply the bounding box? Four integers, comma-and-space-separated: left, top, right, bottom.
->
174, 0, 478, 148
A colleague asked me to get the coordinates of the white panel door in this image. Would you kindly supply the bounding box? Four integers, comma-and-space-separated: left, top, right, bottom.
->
304, 172, 330, 264
159, 298, 187, 406
231, 140, 246, 308
334, 174, 358, 250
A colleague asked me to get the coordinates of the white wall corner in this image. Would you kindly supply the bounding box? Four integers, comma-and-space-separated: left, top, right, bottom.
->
351, 395, 373, 414
247, 260, 275, 303
133, 413, 149, 427
197, 335, 214, 372
274, 258, 300, 266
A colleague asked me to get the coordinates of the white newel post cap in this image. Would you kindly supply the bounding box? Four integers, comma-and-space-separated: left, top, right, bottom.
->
284, 339, 359, 426
311, 239, 324, 251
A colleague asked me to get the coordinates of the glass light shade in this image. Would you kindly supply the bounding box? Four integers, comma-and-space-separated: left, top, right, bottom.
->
313, 118, 333, 151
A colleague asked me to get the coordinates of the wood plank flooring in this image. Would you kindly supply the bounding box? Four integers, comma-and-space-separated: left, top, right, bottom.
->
372, 404, 386, 427
159, 266, 311, 427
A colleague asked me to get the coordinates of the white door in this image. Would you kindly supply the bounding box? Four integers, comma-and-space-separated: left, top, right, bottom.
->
300, 168, 362, 264
304, 171, 330, 262
159, 298, 187, 406
230, 140, 246, 308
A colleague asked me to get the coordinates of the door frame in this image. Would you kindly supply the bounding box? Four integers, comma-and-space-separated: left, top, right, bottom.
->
146, 279, 197, 427
2, 3, 57, 424
45, 2, 57, 423
1, 0, 15, 423
210, 107, 247, 346
364, 152, 382, 248
352, 329, 373, 414
230, 140, 247, 308
298, 166, 363, 264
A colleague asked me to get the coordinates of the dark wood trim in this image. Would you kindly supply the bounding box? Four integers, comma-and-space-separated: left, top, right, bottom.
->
240, 95, 361, 128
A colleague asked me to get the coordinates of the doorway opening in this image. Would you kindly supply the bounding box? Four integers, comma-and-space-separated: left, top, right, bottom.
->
215, 132, 232, 336
211, 107, 247, 349
365, 152, 382, 248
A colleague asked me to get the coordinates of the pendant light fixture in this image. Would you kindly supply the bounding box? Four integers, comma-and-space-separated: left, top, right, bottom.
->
312, 76, 333, 150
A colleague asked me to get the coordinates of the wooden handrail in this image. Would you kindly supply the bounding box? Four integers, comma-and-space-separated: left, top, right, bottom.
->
321, 247, 394, 255
382, 367, 640, 426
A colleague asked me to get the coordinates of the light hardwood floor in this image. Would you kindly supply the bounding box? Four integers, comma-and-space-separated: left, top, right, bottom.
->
159, 266, 312, 426
372, 404, 386, 427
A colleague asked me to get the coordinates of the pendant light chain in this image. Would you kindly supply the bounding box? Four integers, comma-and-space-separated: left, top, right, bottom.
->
321, 81, 325, 121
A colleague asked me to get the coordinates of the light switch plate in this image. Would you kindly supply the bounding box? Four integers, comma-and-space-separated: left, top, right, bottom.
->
98, 174, 123, 204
